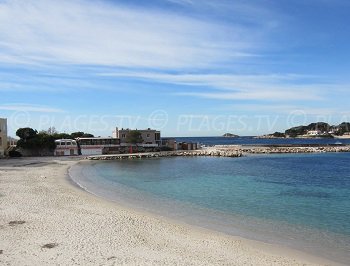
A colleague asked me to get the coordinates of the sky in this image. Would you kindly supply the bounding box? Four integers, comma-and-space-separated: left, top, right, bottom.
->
0, 0, 349, 137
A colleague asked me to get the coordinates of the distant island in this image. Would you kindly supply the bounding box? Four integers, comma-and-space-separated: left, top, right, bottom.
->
255, 122, 350, 139
223, 133, 239, 138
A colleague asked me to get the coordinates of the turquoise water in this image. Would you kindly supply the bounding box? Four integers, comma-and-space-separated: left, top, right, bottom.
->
70, 153, 350, 264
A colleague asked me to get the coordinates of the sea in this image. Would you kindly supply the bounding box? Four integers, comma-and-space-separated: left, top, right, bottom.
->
69, 137, 350, 264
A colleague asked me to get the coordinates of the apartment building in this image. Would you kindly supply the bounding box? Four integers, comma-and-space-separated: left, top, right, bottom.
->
0, 118, 8, 157
113, 127, 161, 147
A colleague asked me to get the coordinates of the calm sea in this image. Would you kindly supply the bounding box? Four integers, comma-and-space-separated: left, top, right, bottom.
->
174, 136, 350, 146
70, 148, 350, 264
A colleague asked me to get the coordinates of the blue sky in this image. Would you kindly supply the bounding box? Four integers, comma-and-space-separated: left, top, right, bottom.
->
0, 0, 349, 137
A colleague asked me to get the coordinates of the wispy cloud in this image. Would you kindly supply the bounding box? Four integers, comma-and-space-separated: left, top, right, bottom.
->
0, 0, 260, 69
220, 103, 339, 116
0, 103, 65, 113
176, 90, 319, 101
100, 71, 332, 101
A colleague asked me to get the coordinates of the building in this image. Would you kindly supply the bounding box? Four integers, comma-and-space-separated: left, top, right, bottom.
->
76, 137, 120, 155
113, 127, 161, 147
54, 137, 121, 156
0, 118, 8, 157
161, 138, 199, 151
54, 139, 79, 156
161, 138, 177, 150
307, 130, 321, 136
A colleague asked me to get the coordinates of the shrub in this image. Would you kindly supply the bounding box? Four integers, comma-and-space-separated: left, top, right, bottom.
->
9, 150, 22, 157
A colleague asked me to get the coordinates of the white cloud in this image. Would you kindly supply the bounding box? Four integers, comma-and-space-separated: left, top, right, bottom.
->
220, 104, 339, 115
0, 0, 257, 69
100, 71, 328, 101
176, 90, 318, 101
0, 103, 65, 113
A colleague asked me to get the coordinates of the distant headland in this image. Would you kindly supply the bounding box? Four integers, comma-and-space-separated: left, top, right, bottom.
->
255, 122, 350, 139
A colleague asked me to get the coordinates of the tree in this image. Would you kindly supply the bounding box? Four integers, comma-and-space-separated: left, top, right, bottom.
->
70, 132, 94, 139
125, 130, 143, 152
82, 133, 94, 138
16, 127, 56, 155
125, 130, 143, 153
36, 132, 56, 151
70, 132, 85, 139
16, 128, 37, 140
52, 133, 71, 139
40, 126, 58, 135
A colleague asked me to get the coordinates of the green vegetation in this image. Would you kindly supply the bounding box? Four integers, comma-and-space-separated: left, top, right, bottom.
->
16, 128, 56, 154
285, 122, 350, 137
272, 132, 286, 138
70, 131, 94, 138
125, 130, 143, 145
338, 122, 350, 135
15, 127, 95, 155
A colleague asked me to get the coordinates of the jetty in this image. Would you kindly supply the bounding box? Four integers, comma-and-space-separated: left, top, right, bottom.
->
87, 149, 243, 160
87, 144, 350, 160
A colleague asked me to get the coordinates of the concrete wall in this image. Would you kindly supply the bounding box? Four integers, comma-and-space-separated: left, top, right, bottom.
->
80, 147, 103, 156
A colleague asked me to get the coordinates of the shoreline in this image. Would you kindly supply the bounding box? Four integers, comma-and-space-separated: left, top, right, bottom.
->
69, 157, 350, 265
0, 157, 343, 265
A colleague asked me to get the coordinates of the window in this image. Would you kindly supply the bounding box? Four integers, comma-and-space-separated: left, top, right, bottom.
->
147, 134, 150, 138
122, 134, 126, 138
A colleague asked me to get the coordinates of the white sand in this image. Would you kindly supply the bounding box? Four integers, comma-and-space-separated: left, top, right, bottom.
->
0, 157, 340, 265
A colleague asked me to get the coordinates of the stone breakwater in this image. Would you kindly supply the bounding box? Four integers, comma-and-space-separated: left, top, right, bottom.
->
87, 145, 350, 160
87, 150, 243, 160
242, 146, 350, 154
215, 145, 350, 154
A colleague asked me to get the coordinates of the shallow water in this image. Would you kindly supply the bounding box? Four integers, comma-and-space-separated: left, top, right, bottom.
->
70, 153, 350, 264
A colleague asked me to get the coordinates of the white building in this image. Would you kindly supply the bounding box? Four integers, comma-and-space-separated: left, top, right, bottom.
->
54, 139, 79, 156
307, 130, 321, 136
0, 118, 8, 157
77, 137, 120, 155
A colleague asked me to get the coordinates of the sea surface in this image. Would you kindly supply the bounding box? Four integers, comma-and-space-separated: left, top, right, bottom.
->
70, 150, 350, 264
174, 136, 350, 146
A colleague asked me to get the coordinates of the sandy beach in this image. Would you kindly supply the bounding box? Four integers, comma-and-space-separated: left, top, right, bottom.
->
0, 157, 341, 265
